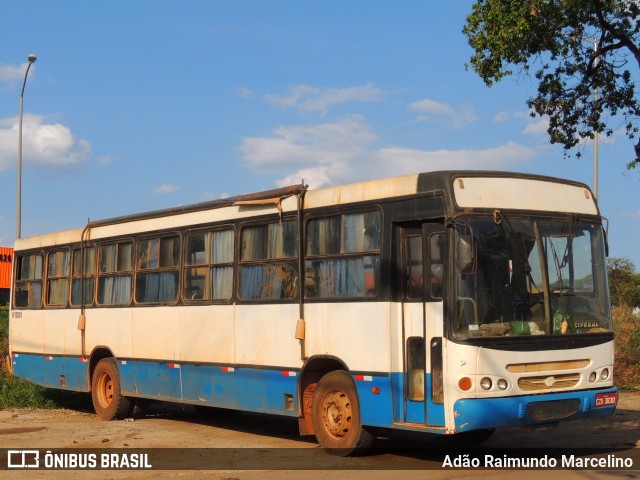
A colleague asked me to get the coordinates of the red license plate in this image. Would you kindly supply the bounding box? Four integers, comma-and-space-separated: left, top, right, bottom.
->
595, 392, 618, 408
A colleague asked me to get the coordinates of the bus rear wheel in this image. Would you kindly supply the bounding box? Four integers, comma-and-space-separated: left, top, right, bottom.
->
312, 370, 374, 456
91, 358, 131, 420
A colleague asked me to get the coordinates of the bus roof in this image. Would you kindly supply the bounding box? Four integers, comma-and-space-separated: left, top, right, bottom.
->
14, 171, 598, 251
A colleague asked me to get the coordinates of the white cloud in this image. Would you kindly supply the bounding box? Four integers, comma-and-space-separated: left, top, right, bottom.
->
523, 118, 549, 135
493, 110, 530, 123
375, 141, 534, 174
0, 61, 32, 89
408, 98, 478, 128
409, 98, 455, 115
494, 110, 551, 136
153, 184, 179, 194
0, 114, 91, 170
275, 167, 332, 189
240, 115, 375, 170
239, 117, 535, 188
264, 83, 385, 114
493, 111, 511, 123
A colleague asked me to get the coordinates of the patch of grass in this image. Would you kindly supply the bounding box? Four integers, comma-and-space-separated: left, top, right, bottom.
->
0, 371, 92, 410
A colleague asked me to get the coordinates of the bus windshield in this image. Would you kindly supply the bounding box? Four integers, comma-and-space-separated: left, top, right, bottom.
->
453, 214, 612, 339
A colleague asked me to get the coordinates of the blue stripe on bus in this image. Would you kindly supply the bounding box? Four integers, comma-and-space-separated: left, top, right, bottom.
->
118, 359, 301, 416
453, 387, 619, 431
12, 352, 449, 429
11, 353, 89, 391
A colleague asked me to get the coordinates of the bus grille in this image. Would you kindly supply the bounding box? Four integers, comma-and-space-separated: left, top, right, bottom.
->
506, 359, 589, 373
518, 373, 581, 391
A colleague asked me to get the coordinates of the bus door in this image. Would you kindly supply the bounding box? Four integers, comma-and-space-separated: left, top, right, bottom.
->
395, 223, 445, 426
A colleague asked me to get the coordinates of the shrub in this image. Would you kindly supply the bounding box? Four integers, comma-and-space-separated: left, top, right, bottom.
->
613, 307, 640, 388
0, 306, 7, 372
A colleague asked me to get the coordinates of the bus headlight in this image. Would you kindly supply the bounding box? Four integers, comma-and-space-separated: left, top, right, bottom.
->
480, 377, 492, 390
588, 372, 597, 383
600, 368, 610, 381
497, 379, 508, 390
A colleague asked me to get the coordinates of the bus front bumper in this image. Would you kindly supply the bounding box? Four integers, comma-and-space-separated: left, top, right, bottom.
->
453, 388, 618, 432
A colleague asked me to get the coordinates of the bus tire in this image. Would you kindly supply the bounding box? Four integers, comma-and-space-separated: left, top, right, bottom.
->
312, 370, 374, 456
91, 358, 132, 421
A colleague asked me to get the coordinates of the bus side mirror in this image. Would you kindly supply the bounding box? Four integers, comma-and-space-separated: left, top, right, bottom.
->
457, 235, 475, 274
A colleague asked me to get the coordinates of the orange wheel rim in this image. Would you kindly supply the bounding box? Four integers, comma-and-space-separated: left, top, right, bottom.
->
97, 371, 114, 409
321, 390, 353, 439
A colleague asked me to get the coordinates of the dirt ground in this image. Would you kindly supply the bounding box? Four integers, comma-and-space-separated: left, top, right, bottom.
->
0, 391, 639, 479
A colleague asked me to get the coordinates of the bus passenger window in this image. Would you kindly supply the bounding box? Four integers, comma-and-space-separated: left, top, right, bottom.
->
304, 211, 381, 299
46, 250, 70, 306
97, 242, 133, 305
15, 253, 43, 308
239, 221, 298, 301
135, 236, 180, 304
185, 229, 234, 301
344, 212, 381, 253
71, 247, 96, 306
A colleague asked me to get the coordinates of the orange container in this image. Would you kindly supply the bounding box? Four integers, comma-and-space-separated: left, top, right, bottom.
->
0, 247, 14, 289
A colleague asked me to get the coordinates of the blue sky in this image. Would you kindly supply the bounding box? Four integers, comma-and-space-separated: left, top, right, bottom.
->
1, 1, 639, 267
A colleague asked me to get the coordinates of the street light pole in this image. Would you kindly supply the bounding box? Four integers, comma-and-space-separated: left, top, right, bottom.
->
16, 54, 37, 240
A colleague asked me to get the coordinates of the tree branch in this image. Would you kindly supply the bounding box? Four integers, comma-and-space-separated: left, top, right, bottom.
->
592, 0, 640, 68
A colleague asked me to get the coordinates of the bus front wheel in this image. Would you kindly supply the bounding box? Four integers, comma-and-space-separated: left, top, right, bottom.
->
311, 370, 374, 456
91, 358, 132, 421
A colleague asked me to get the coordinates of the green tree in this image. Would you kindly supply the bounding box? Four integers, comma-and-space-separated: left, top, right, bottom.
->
463, 0, 640, 167
607, 257, 640, 307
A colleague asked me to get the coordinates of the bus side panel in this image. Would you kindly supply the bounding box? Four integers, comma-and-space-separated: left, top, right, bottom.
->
9, 310, 44, 354
235, 304, 301, 368
304, 302, 391, 373
85, 309, 133, 359
119, 359, 182, 401
177, 305, 236, 364
131, 307, 178, 362
180, 364, 234, 406
229, 367, 298, 414
11, 353, 47, 387
43, 309, 82, 357
11, 353, 89, 391
118, 359, 299, 415
355, 374, 394, 427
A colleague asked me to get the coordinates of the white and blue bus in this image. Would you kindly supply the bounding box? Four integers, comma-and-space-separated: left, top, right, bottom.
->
9, 171, 618, 454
